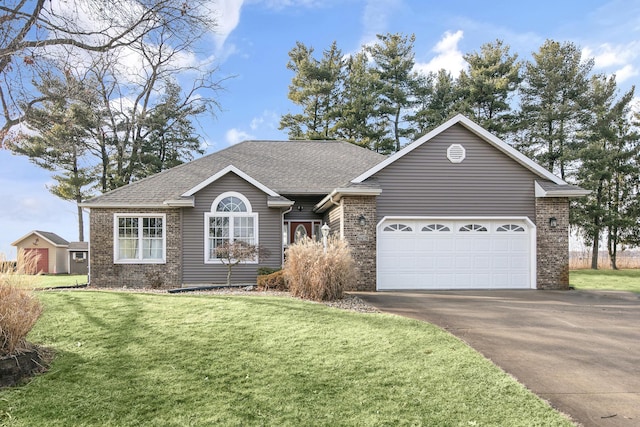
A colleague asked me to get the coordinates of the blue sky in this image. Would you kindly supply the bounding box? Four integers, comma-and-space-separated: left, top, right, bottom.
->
1, 0, 639, 257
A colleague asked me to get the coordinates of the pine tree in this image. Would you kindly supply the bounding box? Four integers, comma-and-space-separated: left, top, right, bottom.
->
279, 41, 344, 140
573, 75, 638, 269
457, 40, 521, 137
10, 74, 97, 241
518, 40, 593, 180
366, 33, 420, 152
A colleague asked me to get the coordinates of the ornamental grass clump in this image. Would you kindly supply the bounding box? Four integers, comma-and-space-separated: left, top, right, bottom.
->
0, 251, 43, 356
284, 236, 356, 301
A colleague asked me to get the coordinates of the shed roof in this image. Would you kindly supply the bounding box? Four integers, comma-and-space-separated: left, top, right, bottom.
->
11, 230, 69, 247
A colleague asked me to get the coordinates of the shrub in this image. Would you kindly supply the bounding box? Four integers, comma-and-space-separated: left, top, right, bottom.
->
284, 236, 356, 301
257, 266, 281, 276
256, 270, 288, 291
0, 284, 43, 357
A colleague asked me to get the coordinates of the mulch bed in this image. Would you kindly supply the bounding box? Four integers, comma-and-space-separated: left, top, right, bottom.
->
0, 345, 54, 389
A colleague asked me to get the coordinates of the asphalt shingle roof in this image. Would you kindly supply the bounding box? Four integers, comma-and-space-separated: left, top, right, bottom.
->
35, 231, 69, 246
84, 140, 386, 206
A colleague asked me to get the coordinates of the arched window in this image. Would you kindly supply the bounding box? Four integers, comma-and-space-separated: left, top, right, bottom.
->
205, 192, 258, 263
383, 223, 413, 232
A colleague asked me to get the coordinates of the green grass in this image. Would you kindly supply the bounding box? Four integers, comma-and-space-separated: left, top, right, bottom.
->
570, 269, 640, 293
0, 292, 571, 426
4, 274, 88, 289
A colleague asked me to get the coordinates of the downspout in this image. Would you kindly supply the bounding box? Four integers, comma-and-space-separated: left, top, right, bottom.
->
281, 206, 293, 266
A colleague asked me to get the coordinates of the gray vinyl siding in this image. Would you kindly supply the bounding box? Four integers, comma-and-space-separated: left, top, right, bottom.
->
283, 195, 324, 221
372, 124, 539, 221
182, 173, 283, 285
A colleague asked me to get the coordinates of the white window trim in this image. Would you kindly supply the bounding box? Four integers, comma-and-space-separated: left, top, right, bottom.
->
113, 213, 167, 264
205, 192, 259, 264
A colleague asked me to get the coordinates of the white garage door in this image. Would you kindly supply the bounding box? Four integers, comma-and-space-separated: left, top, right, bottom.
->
377, 218, 533, 290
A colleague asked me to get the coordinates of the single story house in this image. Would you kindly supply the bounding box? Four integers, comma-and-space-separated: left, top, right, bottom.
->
82, 115, 588, 291
11, 231, 70, 274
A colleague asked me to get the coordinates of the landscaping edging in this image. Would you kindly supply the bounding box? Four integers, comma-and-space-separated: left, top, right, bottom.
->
0, 346, 53, 388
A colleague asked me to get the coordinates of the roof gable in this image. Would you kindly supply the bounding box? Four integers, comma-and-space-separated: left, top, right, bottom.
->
351, 114, 566, 185
11, 230, 69, 247
182, 165, 281, 197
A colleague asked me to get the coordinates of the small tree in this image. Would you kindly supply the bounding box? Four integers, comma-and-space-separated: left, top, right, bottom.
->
214, 241, 269, 286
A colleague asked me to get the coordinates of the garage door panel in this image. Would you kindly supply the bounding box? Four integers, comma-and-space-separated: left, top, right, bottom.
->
378, 219, 532, 290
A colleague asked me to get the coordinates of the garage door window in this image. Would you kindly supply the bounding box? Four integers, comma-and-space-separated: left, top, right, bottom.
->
459, 224, 487, 232
383, 223, 413, 232
497, 224, 525, 232
421, 224, 450, 232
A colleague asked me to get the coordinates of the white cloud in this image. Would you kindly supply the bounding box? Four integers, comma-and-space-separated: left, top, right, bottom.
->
360, 0, 402, 47
250, 110, 279, 131
414, 30, 466, 77
225, 128, 254, 145
212, 0, 245, 53
613, 64, 639, 83
583, 42, 640, 68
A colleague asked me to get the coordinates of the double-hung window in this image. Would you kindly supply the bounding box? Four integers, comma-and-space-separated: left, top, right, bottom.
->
114, 214, 166, 263
205, 192, 258, 263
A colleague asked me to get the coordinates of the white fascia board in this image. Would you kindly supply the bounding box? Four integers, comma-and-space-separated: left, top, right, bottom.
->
352, 114, 566, 185
79, 203, 172, 209
534, 181, 591, 198
314, 187, 382, 212
267, 200, 295, 208
181, 165, 280, 198
163, 198, 195, 207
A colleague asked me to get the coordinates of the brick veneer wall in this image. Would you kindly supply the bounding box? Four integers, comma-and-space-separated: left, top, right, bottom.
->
89, 208, 182, 288
535, 197, 570, 289
340, 196, 377, 291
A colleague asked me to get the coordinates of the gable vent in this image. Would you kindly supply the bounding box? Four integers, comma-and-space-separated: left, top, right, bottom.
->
447, 144, 466, 163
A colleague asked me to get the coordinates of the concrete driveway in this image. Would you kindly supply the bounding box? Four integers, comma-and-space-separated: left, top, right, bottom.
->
355, 290, 640, 427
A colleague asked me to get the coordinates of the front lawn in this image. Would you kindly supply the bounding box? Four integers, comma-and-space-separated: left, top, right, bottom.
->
570, 269, 640, 293
0, 291, 572, 426
2, 274, 88, 289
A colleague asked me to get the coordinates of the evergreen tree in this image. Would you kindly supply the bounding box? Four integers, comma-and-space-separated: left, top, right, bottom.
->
138, 80, 205, 177
366, 33, 420, 152
10, 74, 97, 241
335, 52, 383, 149
457, 40, 521, 137
279, 41, 344, 140
517, 40, 593, 180
573, 75, 638, 268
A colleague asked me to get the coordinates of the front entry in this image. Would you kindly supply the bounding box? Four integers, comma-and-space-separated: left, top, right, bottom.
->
285, 221, 321, 245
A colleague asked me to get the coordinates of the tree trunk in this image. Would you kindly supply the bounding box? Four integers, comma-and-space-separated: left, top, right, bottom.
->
77, 201, 84, 242
590, 230, 599, 270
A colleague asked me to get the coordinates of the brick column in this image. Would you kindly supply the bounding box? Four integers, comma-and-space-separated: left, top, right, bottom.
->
341, 196, 377, 291
535, 197, 570, 289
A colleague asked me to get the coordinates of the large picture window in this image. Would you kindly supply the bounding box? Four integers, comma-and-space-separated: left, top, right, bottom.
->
114, 214, 166, 263
205, 192, 258, 263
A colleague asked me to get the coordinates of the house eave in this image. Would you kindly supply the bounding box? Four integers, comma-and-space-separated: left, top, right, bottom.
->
534, 181, 591, 198
79, 202, 178, 209
314, 188, 382, 213
163, 198, 195, 207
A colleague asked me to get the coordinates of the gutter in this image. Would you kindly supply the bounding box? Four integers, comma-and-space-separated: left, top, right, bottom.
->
314, 187, 382, 213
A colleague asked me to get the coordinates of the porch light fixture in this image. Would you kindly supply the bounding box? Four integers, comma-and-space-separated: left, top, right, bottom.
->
549, 217, 558, 228
358, 214, 367, 226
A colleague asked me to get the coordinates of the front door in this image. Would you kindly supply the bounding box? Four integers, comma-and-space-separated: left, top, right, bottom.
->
289, 222, 313, 244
